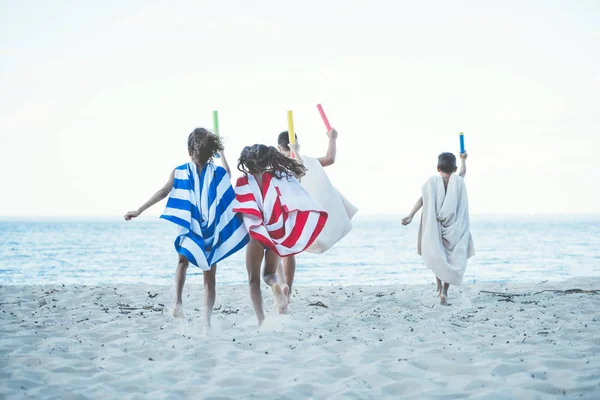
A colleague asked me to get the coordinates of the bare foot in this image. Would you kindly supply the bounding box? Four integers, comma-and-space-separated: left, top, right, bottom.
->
173, 302, 184, 318
440, 294, 448, 306
272, 283, 289, 313
282, 284, 291, 303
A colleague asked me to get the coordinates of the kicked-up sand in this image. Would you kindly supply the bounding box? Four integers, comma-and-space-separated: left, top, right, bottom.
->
1, 278, 599, 399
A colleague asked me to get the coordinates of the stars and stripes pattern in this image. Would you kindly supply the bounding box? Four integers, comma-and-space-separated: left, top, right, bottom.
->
160, 162, 249, 270
232, 172, 328, 257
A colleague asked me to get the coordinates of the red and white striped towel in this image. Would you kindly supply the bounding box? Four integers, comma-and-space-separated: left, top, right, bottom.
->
233, 173, 328, 257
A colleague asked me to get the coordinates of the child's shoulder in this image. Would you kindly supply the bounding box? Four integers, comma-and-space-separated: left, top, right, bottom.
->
212, 164, 227, 175
424, 175, 440, 184
235, 175, 249, 187
173, 163, 191, 179
453, 174, 465, 183
208, 164, 232, 184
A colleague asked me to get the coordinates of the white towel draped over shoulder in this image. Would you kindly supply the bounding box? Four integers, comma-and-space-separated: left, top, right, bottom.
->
160, 163, 249, 270
301, 156, 358, 254
418, 174, 475, 285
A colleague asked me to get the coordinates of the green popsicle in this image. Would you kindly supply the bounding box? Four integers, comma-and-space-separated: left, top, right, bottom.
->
212, 110, 219, 136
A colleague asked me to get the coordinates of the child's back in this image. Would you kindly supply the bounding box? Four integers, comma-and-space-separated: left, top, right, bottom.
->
418, 172, 474, 285
162, 161, 248, 268
403, 152, 474, 305
233, 145, 328, 257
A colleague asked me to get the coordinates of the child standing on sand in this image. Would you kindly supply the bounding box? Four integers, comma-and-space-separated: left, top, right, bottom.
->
232, 144, 328, 325
124, 128, 249, 324
402, 152, 474, 305
275, 129, 357, 301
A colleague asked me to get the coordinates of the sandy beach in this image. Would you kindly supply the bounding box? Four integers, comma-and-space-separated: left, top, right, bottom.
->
1, 278, 599, 399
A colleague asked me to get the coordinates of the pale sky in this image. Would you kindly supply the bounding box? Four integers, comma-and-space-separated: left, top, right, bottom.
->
1, 0, 599, 216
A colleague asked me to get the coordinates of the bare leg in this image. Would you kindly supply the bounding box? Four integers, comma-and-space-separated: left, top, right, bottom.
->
246, 238, 266, 325
276, 261, 285, 285
436, 277, 442, 297
203, 264, 217, 327
263, 249, 287, 313
173, 255, 189, 318
440, 283, 450, 306
282, 255, 296, 302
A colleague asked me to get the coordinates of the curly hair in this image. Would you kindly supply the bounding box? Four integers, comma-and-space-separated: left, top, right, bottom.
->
437, 152, 457, 174
237, 144, 306, 179
187, 127, 223, 165
277, 131, 298, 151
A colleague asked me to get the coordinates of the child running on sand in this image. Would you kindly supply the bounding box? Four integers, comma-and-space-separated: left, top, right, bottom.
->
232, 144, 328, 325
402, 152, 474, 305
124, 128, 249, 324
275, 128, 357, 301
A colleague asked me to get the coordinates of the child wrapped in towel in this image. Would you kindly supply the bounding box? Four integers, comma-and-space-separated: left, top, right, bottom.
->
275, 128, 358, 300
402, 152, 474, 305
124, 128, 249, 323
233, 144, 328, 325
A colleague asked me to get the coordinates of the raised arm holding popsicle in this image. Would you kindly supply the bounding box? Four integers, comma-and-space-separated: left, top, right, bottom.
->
275, 106, 358, 303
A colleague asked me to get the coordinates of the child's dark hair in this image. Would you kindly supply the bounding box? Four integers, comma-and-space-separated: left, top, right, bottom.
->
277, 131, 298, 151
238, 144, 306, 179
437, 152, 457, 174
187, 127, 223, 165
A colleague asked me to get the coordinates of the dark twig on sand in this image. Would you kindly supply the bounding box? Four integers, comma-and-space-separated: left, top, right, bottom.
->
480, 288, 599, 300
0, 301, 22, 306
308, 301, 328, 308
498, 298, 515, 303
479, 289, 600, 297
532, 289, 600, 295
118, 306, 164, 312
479, 291, 529, 297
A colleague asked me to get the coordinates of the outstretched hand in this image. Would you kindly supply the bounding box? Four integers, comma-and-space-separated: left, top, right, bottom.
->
326, 128, 338, 140
402, 216, 413, 226
460, 152, 468, 160
124, 210, 140, 221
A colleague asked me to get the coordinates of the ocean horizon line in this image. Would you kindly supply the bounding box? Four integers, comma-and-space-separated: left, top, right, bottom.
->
1, 213, 600, 221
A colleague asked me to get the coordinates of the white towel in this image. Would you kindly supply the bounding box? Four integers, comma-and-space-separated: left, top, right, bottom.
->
300, 156, 358, 254
418, 174, 475, 285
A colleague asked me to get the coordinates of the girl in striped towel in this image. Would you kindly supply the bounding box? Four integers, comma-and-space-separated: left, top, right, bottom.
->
124, 128, 249, 324
233, 144, 328, 325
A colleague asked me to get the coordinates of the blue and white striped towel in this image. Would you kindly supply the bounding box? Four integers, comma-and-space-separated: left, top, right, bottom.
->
160, 162, 249, 270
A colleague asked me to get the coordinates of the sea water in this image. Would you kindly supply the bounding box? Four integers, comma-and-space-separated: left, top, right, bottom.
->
1, 215, 598, 286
